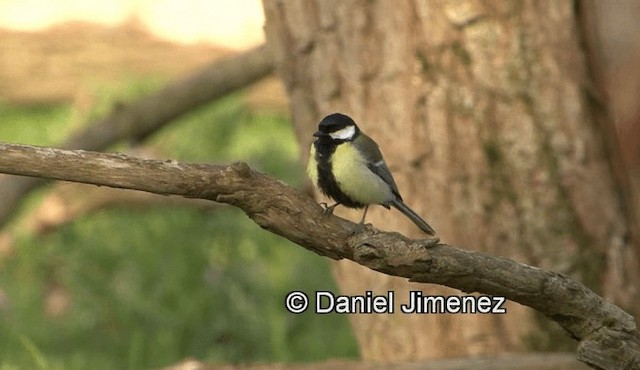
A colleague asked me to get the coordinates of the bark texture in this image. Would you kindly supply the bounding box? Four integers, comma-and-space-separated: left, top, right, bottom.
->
0, 142, 638, 369
263, 0, 639, 361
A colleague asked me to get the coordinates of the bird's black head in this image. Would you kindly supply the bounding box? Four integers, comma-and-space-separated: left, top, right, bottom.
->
313, 113, 360, 142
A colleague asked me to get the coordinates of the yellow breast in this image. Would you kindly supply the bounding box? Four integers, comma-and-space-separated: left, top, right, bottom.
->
331, 143, 393, 205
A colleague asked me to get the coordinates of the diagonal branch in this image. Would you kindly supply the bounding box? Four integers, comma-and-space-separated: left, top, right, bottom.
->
0, 142, 638, 370
0, 44, 273, 227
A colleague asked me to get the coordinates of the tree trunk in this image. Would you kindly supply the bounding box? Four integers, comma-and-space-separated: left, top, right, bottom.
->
263, 0, 640, 361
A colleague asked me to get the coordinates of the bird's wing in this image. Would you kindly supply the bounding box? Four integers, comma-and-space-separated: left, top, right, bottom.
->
357, 134, 403, 201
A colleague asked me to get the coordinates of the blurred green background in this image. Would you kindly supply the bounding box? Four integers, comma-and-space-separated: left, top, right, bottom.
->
0, 78, 359, 369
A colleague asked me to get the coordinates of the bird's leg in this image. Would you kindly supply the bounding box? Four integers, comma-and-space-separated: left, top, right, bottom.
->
344, 205, 369, 235
319, 202, 341, 215
358, 205, 370, 226
350, 205, 370, 234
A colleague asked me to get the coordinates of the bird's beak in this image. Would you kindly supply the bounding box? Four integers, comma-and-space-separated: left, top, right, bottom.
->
313, 131, 325, 137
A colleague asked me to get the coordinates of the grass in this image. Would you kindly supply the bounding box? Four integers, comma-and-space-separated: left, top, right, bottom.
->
0, 78, 359, 369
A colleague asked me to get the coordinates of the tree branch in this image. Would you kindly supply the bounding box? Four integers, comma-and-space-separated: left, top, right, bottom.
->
0, 142, 638, 370
0, 44, 273, 227
24, 183, 219, 235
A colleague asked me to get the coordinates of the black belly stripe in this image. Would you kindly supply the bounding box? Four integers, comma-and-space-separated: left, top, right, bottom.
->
314, 140, 365, 209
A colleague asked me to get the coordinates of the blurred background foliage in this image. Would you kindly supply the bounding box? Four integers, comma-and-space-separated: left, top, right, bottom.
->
0, 77, 359, 369
2, 1, 639, 369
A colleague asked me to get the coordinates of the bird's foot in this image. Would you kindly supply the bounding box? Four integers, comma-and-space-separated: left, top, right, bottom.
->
319, 202, 340, 215
350, 221, 372, 235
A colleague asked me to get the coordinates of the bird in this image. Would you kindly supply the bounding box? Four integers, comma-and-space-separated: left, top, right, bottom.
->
307, 113, 436, 235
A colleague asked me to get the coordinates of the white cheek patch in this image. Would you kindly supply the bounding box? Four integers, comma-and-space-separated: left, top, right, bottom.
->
329, 125, 356, 140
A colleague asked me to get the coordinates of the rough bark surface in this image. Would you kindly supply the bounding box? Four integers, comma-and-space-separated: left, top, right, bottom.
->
0, 143, 637, 370
262, 0, 639, 361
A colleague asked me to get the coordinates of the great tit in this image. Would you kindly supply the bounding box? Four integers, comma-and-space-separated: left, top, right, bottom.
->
307, 113, 436, 235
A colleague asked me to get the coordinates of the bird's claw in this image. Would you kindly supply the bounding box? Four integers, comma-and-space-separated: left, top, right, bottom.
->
319, 202, 339, 215
350, 221, 371, 235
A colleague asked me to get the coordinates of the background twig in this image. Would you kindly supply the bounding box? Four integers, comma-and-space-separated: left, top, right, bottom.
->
0, 44, 273, 227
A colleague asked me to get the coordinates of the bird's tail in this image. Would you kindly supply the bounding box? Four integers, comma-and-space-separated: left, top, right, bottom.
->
391, 199, 436, 236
